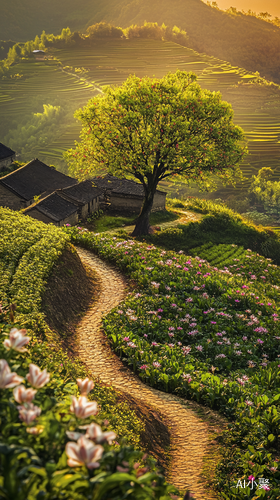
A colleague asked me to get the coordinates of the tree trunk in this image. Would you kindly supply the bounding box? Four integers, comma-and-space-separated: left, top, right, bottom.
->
131, 191, 155, 236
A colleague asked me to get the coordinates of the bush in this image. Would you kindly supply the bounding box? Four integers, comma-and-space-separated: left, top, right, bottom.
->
242, 210, 275, 226
199, 212, 239, 232
225, 194, 251, 214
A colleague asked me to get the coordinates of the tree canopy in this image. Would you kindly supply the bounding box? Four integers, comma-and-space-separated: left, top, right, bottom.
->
65, 70, 247, 234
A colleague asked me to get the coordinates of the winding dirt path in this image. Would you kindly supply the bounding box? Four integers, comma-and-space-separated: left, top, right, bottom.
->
68, 247, 220, 499
105, 209, 203, 235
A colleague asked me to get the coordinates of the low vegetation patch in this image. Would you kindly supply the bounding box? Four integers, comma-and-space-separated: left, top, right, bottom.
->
84, 209, 180, 233
65, 216, 280, 498
146, 198, 280, 265
0, 207, 70, 333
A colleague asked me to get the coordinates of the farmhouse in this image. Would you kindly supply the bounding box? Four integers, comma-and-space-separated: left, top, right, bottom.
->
91, 174, 124, 200
24, 191, 79, 226
58, 180, 102, 219
32, 50, 45, 61
0, 143, 15, 172
91, 174, 167, 212
0, 158, 77, 211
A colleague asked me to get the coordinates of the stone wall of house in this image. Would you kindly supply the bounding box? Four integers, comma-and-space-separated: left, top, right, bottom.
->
110, 194, 143, 212
93, 196, 99, 212
80, 204, 88, 219
24, 209, 54, 225
0, 184, 22, 210
0, 156, 15, 172
79, 197, 99, 219
152, 192, 166, 211
110, 192, 166, 212
59, 212, 79, 226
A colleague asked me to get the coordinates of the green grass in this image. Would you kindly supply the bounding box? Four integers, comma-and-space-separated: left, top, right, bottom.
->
140, 198, 280, 266
94, 215, 135, 232
93, 209, 179, 232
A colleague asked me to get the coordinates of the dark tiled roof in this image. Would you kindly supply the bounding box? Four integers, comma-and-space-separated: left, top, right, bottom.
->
24, 192, 78, 222
0, 159, 77, 200
92, 174, 166, 197
91, 174, 125, 191
61, 180, 102, 204
112, 180, 144, 197
0, 143, 15, 160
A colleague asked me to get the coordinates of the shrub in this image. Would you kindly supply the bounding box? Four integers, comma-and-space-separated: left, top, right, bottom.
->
225, 194, 251, 214
242, 210, 275, 226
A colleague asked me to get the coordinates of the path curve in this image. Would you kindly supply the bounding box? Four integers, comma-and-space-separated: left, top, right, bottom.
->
105, 209, 203, 235
69, 247, 218, 499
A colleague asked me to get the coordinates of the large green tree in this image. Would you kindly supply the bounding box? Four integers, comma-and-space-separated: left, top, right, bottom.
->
65, 70, 247, 235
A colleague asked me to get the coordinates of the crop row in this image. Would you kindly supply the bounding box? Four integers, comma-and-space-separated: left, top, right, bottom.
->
0, 208, 70, 332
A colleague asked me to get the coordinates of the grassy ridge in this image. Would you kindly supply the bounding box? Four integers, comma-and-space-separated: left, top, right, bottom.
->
0, 208, 69, 332
141, 198, 280, 266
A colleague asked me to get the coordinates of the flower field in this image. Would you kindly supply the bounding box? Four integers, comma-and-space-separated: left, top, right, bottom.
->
66, 225, 280, 498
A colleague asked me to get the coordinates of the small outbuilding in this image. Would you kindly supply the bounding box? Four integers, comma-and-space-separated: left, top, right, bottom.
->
0, 143, 15, 172
0, 158, 77, 210
58, 180, 102, 219
24, 191, 79, 226
111, 183, 166, 212
91, 174, 167, 213
32, 50, 45, 61
91, 174, 125, 200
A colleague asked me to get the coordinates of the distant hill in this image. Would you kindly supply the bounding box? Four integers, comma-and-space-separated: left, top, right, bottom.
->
2, 0, 280, 84
2, 37, 280, 194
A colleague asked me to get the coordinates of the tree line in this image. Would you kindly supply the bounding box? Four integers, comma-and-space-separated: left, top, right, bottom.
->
0, 22, 189, 78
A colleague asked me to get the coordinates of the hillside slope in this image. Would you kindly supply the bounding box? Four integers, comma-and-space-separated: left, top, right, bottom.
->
2, 0, 280, 83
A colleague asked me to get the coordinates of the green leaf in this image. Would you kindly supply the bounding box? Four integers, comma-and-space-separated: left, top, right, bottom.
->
28, 467, 47, 478
92, 472, 138, 499
268, 434, 275, 442
51, 472, 82, 488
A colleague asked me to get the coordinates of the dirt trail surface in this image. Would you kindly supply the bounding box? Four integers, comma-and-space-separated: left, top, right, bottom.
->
105, 209, 203, 234
69, 247, 219, 499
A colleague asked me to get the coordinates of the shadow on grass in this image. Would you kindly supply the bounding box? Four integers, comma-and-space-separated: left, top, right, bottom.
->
92, 210, 180, 232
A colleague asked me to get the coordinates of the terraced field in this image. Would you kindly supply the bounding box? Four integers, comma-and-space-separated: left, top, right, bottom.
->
1, 39, 280, 188
0, 59, 97, 168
